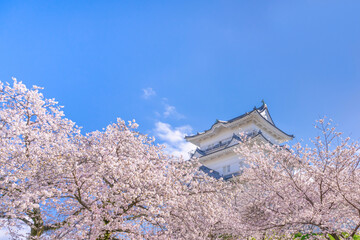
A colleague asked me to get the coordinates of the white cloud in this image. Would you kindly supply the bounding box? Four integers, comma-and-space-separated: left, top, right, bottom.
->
142, 87, 156, 99
154, 122, 196, 159
163, 104, 185, 119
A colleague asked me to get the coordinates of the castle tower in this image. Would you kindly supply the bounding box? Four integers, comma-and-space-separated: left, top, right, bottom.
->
185, 102, 293, 180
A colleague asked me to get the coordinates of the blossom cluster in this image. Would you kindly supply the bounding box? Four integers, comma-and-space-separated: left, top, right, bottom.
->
0, 80, 234, 239
0, 79, 359, 240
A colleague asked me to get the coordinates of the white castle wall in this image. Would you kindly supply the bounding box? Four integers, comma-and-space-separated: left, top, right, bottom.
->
201, 153, 244, 176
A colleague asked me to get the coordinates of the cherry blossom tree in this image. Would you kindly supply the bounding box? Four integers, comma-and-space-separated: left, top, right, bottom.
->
0, 79, 235, 240
234, 119, 360, 239
9, 77, 360, 240
57, 119, 236, 239
0, 79, 80, 239
163, 167, 238, 240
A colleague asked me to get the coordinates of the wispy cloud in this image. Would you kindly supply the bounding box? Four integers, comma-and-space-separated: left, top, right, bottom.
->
142, 87, 156, 99
154, 121, 196, 159
142, 90, 192, 157
163, 104, 185, 119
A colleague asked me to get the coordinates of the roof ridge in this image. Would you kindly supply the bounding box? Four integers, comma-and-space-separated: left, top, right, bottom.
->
185, 102, 279, 140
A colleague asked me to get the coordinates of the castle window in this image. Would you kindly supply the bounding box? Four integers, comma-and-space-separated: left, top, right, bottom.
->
223, 165, 231, 174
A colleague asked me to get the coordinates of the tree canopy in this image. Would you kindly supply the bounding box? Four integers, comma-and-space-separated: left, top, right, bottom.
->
0, 79, 359, 240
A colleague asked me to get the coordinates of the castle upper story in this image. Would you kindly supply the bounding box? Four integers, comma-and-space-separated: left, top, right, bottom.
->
185, 102, 293, 178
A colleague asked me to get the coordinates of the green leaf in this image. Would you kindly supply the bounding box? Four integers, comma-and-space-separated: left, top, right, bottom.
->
294, 233, 302, 238
353, 235, 360, 240
328, 235, 336, 240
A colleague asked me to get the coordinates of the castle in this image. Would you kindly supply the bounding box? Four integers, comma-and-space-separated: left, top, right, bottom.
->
185, 102, 293, 180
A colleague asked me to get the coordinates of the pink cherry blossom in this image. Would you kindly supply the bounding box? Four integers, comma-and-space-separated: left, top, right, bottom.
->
0, 79, 234, 239
234, 118, 360, 239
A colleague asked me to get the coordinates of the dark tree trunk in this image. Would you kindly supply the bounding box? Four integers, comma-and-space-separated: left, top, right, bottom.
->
28, 208, 44, 240
328, 233, 341, 240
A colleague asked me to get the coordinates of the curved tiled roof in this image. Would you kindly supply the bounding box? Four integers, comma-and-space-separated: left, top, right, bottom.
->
253, 108, 294, 139
199, 165, 241, 181
185, 102, 294, 140
199, 165, 222, 180
190, 130, 272, 159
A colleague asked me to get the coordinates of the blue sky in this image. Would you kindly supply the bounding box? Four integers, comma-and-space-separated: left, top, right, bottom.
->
1, 1, 360, 160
